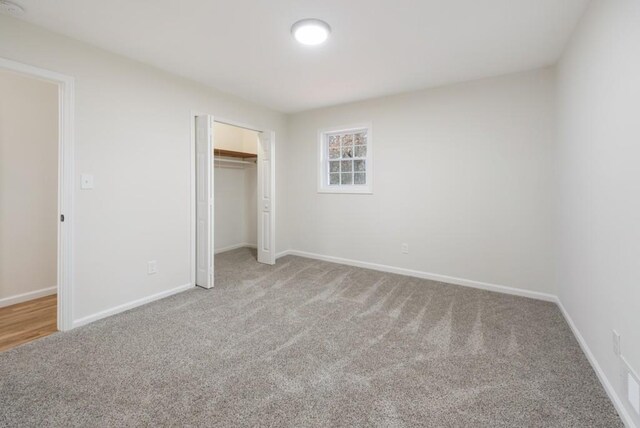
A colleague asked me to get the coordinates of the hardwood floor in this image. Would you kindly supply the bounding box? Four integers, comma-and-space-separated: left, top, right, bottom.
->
0, 294, 57, 352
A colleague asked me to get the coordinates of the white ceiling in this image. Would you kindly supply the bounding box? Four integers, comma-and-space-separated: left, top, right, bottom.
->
13, 0, 589, 112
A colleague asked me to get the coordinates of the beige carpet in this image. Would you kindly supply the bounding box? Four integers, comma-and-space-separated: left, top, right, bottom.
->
0, 248, 622, 427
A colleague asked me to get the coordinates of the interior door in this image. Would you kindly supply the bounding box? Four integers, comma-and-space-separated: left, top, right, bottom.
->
195, 115, 214, 288
257, 131, 275, 265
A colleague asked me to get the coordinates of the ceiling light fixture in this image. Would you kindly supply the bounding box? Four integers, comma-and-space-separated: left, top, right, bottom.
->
0, 0, 25, 16
291, 19, 331, 46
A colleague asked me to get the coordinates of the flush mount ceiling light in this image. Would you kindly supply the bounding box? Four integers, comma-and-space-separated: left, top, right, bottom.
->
291, 19, 331, 46
0, 0, 25, 16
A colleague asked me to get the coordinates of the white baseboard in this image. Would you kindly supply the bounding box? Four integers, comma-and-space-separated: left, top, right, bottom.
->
278, 249, 556, 302
215, 243, 257, 254
276, 250, 291, 259
556, 300, 637, 428
73, 283, 194, 328
0, 286, 57, 308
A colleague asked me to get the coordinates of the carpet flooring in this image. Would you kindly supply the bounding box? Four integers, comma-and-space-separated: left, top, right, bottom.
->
0, 248, 622, 427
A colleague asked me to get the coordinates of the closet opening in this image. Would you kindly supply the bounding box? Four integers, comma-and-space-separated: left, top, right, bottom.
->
193, 115, 275, 290
213, 122, 259, 257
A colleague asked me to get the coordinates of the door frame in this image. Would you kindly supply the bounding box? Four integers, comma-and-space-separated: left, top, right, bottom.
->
189, 112, 276, 286
0, 57, 75, 331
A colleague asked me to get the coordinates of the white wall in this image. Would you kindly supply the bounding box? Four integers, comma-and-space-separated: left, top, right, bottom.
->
214, 122, 259, 154
244, 165, 258, 246
557, 0, 640, 424
0, 70, 58, 304
286, 68, 556, 295
214, 166, 247, 251
213, 165, 258, 251
0, 15, 287, 322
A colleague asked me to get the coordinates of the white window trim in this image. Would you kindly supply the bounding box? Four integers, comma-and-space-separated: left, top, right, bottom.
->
317, 123, 373, 194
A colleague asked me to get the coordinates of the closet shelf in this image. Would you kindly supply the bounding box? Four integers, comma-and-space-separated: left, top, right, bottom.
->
214, 148, 257, 159
214, 158, 254, 166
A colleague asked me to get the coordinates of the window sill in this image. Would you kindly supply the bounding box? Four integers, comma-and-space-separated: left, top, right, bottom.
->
318, 186, 373, 195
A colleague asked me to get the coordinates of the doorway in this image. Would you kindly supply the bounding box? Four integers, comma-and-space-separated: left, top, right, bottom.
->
0, 58, 74, 348
192, 114, 275, 289
212, 122, 259, 255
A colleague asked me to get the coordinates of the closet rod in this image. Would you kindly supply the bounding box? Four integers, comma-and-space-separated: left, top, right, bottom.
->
214, 157, 255, 165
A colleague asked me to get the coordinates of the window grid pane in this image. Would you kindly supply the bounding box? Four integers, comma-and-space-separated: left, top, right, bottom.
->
341, 172, 353, 185
326, 130, 368, 186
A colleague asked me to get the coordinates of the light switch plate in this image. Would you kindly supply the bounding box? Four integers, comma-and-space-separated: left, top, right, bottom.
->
613, 330, 621, 356
147, 260, 158, 275
80, 174, 94, 190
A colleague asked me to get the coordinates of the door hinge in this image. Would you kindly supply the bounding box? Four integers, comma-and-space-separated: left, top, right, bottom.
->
60, 214, 65, 222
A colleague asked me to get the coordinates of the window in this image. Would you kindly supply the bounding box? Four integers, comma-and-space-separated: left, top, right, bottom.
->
318, 124, 373, 194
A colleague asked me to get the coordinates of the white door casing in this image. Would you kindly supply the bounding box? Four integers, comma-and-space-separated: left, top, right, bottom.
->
195, 115, 214, 288
0, 57, 75, 331
257, 131, 275, 265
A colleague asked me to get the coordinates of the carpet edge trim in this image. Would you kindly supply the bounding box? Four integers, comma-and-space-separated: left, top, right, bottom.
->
72, 283, 194, 329
277, 249, 556, 302
215, 243, 257, 254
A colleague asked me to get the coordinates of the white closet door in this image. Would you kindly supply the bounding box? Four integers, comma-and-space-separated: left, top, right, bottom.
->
257, 131, 275, 265
195, 115, 214, 288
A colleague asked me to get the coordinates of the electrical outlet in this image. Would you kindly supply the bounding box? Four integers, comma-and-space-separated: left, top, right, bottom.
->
147, 260, 158, 275
613, 330, 621, 356
401, 243, 409, 254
